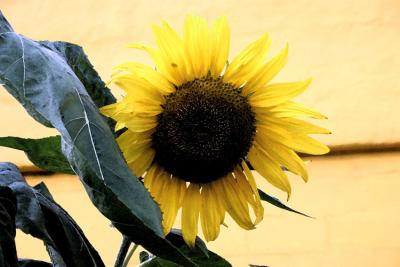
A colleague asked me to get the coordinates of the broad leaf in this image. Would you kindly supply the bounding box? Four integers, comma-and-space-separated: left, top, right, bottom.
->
139, 251, 151, 263
138, 232, 231, 267
166, 229, 209, 258
18, 259, 52, 267
258, 189, 312, 218
38, 41, 116, 108
0, 136, 73, 174
0, 162, 105, 267
0, 15, 51, 127
0, 12, 195, 266
138, 249, 231, 267
38, 41, 117, 130
0, 185, 18, 267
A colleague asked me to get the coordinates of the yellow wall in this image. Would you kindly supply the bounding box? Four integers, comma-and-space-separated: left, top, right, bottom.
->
1, 0, 400, 151
1, 1, 400, 266
17, 153, 400, 266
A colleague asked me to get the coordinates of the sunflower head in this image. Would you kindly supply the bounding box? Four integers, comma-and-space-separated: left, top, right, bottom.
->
101, 15, 330, 247
153, 75, 256, 183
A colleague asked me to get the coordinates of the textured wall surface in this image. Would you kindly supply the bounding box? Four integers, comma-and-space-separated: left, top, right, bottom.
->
1, 1, 400, 266
1, 0, 400, 150
16, 152, 400, 266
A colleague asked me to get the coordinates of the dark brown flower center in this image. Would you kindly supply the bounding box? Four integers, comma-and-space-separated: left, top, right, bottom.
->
152, 76, 255, 183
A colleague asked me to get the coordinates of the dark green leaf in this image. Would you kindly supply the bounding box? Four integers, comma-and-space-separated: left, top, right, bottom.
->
32, 182, 53, 200
138, 231, 231, 267
0, 15, 52, 127
0, 163, 50, 245
258, 189, 313, 218
0, 185, 18, 267
166, 229, 209, 258
0, 12, 195, 267
139, 249, 231, 267
139, 251, 150, 263
38, 41, 116, 108
139, 257, 178, 267
18, 259, 52, 267
0, 136, 74, 174
38, 41, 117, 131
0, 162, 105, 267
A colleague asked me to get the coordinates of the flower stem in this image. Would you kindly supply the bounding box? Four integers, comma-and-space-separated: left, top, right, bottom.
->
114, 236, 131, 267
122, 243, 139, 267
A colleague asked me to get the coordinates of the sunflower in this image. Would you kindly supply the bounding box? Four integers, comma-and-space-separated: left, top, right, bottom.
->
101, 15, 330, 247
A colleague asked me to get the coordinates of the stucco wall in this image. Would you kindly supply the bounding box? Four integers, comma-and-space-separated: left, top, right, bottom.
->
15, 152, 400, 266
1, 0, 400, 150
1, 1, 400, 266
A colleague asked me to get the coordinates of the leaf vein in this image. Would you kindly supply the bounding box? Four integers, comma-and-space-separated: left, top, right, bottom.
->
72, 86, 105, 181
64, 116, 85, 127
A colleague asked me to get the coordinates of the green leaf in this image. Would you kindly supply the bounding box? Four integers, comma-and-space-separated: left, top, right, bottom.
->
258, 189, 313, 218
38, 41, 116, 108
139, 251, 151, 263
0, 15, 52, 128
0, 162, 105, 267
0, 15, 116, 128
0, 12, 195, 267
139, 257, 178, 267
38, 41, 117, 131
139, 249, 231, 267
0, 185, 18, 267
0, 136, 73, 174
166, 229, 209, 258
138, 231, 232, 267
18, 259, 52, 267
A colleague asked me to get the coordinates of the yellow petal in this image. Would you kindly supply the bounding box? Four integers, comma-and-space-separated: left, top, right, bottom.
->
113, 62, 175, 95
254, 137, 308, 182
200, 184, 222, 241
291, 134, 330, 155
241, 161, 264, 224
117, 130, 154, 148
243, 44, 288, 95
123, 115, 157, 133
152, 22, 189, 85
127, 148, 155, 177
100, 103, 119, 117
182, 183, 201, 247
123, 140, 152, 164
223, 33, 271, 87
249, 78, 312, 108
149, 168, 169, 201
257, 120, 330, 155
128, 43, 179, 85
143, 163, 161, 191
217, 174, 255, 230
282, 118, 331, 135
233, 168, 256, 207
234, 166, 264, 224
183, 15, 211, 79
112, 75, 164, 104
160, 176, 185, 234
256, 123, 293, 147
100, 101, 132, 121
209, 181, 226, 225
210, 16, 230, 78
115, 122, 125, 131
258, 123, 328, 156
257, 115, 330, 135
267, 101, 327, 119
248, 145, 291, 198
